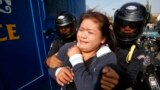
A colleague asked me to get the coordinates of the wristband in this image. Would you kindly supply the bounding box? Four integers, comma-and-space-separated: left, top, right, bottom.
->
69, 54, 83, 67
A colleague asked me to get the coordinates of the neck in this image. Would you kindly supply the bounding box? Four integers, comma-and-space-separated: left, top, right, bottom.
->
118, 42, 136, 49
82, 50, 97, 61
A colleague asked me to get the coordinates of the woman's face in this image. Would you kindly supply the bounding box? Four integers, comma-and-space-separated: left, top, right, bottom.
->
77, 18, 105, 52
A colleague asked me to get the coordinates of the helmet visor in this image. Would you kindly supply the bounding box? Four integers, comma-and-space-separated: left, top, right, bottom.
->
116, 18, 144, 39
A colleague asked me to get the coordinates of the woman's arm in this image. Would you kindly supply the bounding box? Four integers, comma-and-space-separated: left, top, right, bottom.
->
67, 45, 117, 90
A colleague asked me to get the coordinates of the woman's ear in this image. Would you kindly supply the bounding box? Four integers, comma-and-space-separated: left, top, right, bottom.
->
101, 37, 106, 44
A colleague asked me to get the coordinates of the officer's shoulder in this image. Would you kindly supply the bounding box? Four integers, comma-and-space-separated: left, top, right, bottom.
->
62, 42, 76, 49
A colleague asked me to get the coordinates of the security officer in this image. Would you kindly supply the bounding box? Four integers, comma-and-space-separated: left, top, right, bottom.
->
47, 11, 77, 58
111, 2, 156, 90
45, 11, 77, 68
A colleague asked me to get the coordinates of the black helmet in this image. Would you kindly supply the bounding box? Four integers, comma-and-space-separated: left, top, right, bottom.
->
113, 2, 150, 44
55, 12, 77, 39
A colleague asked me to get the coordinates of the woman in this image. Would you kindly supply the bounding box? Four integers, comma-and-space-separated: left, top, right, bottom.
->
54, 10, 117, 90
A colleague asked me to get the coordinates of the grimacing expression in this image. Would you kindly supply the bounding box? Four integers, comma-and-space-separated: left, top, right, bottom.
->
77, 18, 105, 52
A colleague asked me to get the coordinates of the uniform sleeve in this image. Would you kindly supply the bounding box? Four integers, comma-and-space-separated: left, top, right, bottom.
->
44, 39, 62, 68
47, 42, 75, 80
47, 39, 63, 57
71, 52, 117, 90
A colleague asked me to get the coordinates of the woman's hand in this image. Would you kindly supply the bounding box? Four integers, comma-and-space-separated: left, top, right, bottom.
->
56, 67, 74, 86
68, 45, 81, 57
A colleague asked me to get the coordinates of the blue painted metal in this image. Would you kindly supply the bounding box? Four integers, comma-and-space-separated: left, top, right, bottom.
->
0, 0, 85, 90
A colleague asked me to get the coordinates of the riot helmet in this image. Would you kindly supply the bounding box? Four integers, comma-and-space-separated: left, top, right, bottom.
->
113, 2, 150, 44
55, 12, 77, 39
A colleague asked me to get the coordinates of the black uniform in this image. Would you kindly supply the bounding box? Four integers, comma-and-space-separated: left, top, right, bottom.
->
45, 11, 77, 61
45, 11, 77, 90
112, 2, 160, 90
115, 44, 160, 90
115, 44, 144, 89
47, 35, 76, 57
